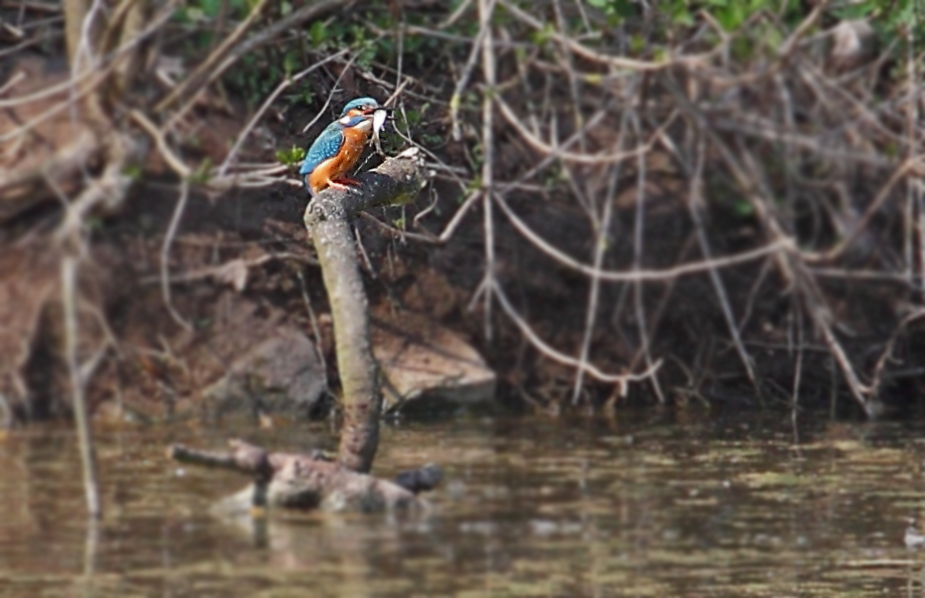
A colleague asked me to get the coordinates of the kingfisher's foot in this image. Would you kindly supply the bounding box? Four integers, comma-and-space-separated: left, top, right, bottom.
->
329, 177, 360, 192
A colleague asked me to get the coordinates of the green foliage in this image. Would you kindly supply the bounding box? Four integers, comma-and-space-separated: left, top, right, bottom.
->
835, 0, 925, 49
530, 23, 556, 47
587, 0, 635, 21
732, 197, 755, 217
226, 53, 276, 105
657, 0, 924, 45
667, 0, 806, 30
584, 0, 811, 31
305, 13, 401, 71
704, 0, 766, 31
309, 20, 328, 47
189, 158, 213, 184
420, 133, 442, 147
276, 145, 306, 168
171, 0, 298, 106
580, 0, 922, 59
282, 49, 299, 77
356, 41, 378, 70
121, 164, 143, 180
401, 109, 423, 127
174, 0, 251, 26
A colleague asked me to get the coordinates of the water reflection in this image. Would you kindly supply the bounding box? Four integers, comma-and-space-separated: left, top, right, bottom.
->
2, 411, 925, 596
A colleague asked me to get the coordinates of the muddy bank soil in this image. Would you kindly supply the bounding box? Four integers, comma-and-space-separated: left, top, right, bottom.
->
3, 22, 922, 424
3, 146, 904, 425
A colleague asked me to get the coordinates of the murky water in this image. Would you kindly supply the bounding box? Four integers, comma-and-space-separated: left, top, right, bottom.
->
2, 409, 925, 597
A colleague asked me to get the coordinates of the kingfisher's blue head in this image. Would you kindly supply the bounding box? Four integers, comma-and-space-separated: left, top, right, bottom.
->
339, 97, 381, 118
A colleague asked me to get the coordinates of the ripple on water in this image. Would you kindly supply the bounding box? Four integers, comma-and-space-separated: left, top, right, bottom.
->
0, 412, 924, 597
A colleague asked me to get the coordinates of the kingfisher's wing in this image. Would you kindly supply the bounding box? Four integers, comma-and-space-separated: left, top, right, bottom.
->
300, 122, 345, 176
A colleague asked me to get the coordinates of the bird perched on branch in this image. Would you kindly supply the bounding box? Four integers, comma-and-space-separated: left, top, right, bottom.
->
299, 97, 391, 196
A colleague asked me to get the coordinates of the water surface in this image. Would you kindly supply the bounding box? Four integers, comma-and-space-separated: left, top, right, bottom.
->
1, 410, 924, 597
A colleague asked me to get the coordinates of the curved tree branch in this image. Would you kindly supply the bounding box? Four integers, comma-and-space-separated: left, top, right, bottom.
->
304, 149, 428, 473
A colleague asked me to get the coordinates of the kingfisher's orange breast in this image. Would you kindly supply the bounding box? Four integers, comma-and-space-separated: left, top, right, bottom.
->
307, 126, 370, 194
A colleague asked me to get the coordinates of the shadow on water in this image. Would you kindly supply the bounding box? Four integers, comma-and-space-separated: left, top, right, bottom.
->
3, 409, 925, 597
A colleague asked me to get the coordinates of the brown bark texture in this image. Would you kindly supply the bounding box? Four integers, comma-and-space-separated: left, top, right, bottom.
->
304, 149, 428, 473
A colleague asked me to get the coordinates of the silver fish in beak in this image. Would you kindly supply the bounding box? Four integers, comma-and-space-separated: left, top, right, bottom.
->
371, 106, 393, 154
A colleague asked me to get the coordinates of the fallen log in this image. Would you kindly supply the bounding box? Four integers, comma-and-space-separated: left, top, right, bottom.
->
169, 439, 437, 514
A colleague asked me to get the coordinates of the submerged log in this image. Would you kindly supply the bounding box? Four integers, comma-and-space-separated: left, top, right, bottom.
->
169, 440, 433, 513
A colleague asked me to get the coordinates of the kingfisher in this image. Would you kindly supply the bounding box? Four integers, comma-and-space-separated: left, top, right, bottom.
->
299, 97, 389, 196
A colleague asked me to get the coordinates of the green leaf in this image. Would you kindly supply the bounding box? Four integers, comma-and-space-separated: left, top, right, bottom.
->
309, 21, 327, 47
122, 164, 143, 180
733, 198, 754, 217
189, 158, 213, 184
587, 0, 634, 19
283, 50, 298, 76
833, 0, 877, 21
530, 23, 555, 46
200, 0, 221, 18
276, 145, 306, 168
